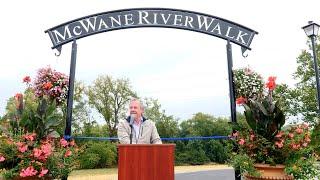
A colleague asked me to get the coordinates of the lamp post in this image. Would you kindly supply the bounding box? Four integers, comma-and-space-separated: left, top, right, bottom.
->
302, 21, 320, 115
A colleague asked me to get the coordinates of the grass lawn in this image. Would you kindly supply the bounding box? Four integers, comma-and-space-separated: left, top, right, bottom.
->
68, 164, 232, 180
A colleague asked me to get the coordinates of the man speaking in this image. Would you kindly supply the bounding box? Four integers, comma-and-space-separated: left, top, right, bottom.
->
117, 98, 162, 144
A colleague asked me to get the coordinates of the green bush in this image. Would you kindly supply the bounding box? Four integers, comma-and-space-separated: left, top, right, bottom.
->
175, 141, 209, 165
186, 141, 210, 165
311, 123, 320, 155
79, 153, 101, 169
78, 141, 117, 169
204, 140, 228, 163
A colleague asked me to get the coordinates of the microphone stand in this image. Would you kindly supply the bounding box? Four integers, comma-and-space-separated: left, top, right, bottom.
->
129, 124, 133, 144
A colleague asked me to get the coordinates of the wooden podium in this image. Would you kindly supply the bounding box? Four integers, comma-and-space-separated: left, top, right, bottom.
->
118, 144, 175, 180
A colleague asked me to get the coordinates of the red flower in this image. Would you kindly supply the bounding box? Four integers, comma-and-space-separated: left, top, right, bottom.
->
14, 93, 23, 101
64, 149, 72, 157
23, 76, 31, 83
60, 138, 68, 147
14, 93, 24, 110
265, 76, 277, 90
238, 139, 245, 145
236, 96, 247, 105
43, 82, 53, 90
38, 168, 48, 177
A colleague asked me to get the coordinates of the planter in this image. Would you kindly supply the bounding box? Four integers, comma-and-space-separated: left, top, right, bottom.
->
244, 164, 294, 180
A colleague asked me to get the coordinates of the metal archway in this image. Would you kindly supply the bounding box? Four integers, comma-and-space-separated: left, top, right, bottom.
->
45, 7, 258, 139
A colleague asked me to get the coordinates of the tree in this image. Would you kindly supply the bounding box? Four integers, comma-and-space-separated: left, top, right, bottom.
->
143, 98, 179, 137
59, 81, 92, 135
285, 37, 320, 125
86, 75, 137, 136
179, 112, 231, 137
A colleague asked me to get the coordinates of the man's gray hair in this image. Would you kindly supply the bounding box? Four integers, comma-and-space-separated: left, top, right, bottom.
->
130, 98, 145, 111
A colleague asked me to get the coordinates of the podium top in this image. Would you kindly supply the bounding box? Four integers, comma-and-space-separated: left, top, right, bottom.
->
117, 144, 175, 147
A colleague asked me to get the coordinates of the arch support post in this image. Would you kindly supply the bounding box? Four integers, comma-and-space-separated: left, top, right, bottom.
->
64, 40, 77, 140
226, 40, 241, 180
226, 40, 236, 123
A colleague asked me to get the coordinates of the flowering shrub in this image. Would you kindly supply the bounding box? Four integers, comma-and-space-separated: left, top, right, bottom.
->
0, 133, 78, 179
0, 67, 79, 179
230, 69, 320, 178
233, 67, 264, 99
33, 66, 69, 105
232, 123, 311, 163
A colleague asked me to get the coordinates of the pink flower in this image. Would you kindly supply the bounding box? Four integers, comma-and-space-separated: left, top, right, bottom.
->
275, 131, 284, 138
295, 128, 303, 134
0, 156, 5, 162
275, 141, 284, 148
20, 166, 38, 177
16, 142, 23, 147
64, 149, 72, 157
291, 143, 301, 150
41, 143, 52, 158
18, 144, 28, 153
288, 133, 294, 139
60, 138, 68, 147
238, 139, 245, 145
305, 136, 311, 143
250, 134, 255, 141
24, 133, 36, 141
302, 142, 308, 147
33, 148, 42, 158
38, 168, 48, 177
23, 76, 31, 83
302, 123, 309, 129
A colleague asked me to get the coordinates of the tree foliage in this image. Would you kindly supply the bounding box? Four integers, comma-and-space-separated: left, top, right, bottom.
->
86, 75, 137, 136
179, 112, 231, 137
143, 98, 179, 137
283, 37, 320, 125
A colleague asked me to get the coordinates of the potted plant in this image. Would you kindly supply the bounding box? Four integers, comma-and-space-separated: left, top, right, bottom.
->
0, 67, 79, 179
229, 68, 319, 179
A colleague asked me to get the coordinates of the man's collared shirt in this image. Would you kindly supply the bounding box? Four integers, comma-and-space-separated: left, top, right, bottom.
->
132, 117, 142, 141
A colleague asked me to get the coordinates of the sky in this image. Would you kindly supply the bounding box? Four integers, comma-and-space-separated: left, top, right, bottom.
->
1, 0, 320, 122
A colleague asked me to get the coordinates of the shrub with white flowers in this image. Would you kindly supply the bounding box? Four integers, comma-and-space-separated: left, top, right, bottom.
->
233, 67, 264, 99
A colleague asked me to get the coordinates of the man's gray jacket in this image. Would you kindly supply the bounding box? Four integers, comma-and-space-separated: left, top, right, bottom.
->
117, 117, 162, 144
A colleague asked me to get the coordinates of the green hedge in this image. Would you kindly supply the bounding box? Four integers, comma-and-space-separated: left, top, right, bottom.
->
78, 141, 117, 169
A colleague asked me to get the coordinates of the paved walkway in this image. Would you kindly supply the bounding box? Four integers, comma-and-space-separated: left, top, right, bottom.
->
176, 169, 235, 180
68, 164, 234, 180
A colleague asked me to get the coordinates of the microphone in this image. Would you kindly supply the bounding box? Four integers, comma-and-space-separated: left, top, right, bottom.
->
129, 114, 136, 144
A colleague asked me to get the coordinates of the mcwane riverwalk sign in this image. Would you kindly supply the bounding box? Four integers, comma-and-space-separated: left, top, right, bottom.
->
45, 8, 258, 142
46, 8, 257, 53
